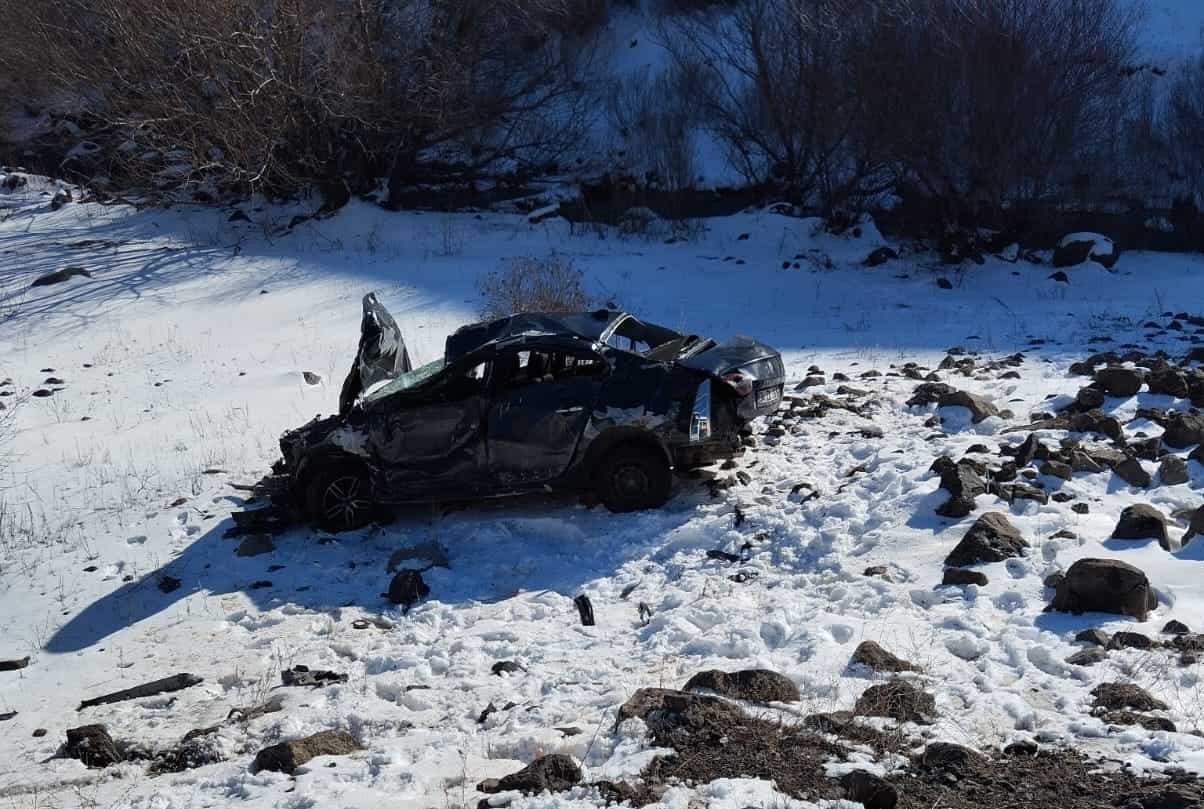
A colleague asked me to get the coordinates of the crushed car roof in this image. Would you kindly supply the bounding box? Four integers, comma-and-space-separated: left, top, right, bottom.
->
444, 310, 632, 362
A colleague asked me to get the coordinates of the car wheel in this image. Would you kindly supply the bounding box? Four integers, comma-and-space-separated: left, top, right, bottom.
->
596, 445, 672, 513
305, 460, 377, 532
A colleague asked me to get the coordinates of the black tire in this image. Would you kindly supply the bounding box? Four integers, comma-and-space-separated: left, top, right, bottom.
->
595, 444, 672, 513
304, 458, 377, 532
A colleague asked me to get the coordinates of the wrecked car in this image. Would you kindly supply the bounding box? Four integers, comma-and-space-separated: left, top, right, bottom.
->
273, 294, 784, 530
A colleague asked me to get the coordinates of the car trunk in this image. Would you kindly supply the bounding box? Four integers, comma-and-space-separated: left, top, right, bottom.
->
678, 337, 785, 420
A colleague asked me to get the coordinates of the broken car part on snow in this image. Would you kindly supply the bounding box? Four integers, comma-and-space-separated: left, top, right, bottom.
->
236, 295, 785, 531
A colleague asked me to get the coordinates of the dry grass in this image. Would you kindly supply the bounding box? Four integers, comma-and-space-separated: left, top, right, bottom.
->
478, 253, 591, 320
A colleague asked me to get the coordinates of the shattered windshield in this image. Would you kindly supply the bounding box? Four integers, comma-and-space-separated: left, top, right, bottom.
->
360, 357, 446, 403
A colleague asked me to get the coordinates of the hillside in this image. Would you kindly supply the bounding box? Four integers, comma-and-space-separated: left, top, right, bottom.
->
1, 173, 1204, 807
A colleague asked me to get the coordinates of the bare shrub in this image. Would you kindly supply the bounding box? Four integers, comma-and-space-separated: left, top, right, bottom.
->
478, 253, 591, 319
607, 68, 698, 194
0, 0, 593, 200
1166, 52, 1204, 199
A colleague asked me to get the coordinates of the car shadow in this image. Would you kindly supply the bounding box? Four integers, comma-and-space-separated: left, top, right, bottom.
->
45, 487, 715, 654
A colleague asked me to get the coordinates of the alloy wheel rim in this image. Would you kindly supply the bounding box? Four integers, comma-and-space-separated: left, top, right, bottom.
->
321, 475, 370, 528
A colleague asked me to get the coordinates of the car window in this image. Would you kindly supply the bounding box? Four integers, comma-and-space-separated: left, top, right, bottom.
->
495, 348, 606, 390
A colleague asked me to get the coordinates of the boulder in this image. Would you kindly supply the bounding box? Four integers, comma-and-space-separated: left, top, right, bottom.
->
1185, 506, 1204, 544
1052, 233, 1119, 269
945, 512, 1027, 567
1076, 628, 1111, 646
1108, 631, 1155, 650
1094, 366, 1143, 397
616, 688, 745, 735
1099, 711, 1176, 733
1039, 460, 1073, 480
932, 456, 987, 518
1111, 504, 1170, 550
253, 730, 362, 774
1067, 648, 1108, 666
1158, 455, 1189, 485
682, 669, 799, 703
478, 754, 582, 795
1090, 682, 1167, 712
1074, 386, 1106, 410
387, 570, 430, 608
942, 568, 988, 587
940, 390, 1000, 423
1113, 457, 1152, 488
840, 770, 898, 809
849, 641, 920, 673
1148, 368, 1190, 398
1162, 620, 1190, 636
854, 680, 935, 722
1162, 411, 1204, 448
1049, 558, 1157, 621
915, 742, 985, 773
64, 725, 122, 768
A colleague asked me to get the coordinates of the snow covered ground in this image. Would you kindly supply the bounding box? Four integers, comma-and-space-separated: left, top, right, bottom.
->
1, 177, 1204, 808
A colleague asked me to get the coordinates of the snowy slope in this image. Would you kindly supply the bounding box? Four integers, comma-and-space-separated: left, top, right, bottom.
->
1, 180, 1204, 807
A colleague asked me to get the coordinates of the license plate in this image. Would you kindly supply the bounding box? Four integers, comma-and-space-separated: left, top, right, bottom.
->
756, 386, 782, 408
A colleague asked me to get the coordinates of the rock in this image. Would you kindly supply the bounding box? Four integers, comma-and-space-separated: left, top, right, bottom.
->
916, 741, 985, 772
1043, 571, 1066, 590
387, 570, 430, 608
1076, 628, 1111, 647
301, 371, 322, 385
945, 512, 1027, 567
849, 641, 920, 673
937, 277, 954, 290
1163, 620, 1190, 635
932, 457, 987, 518
478, 753, 582, 795
616, 688, 745, 735
1148, 368, 1190, 398
50, 189, 71, 210
235, 535, 275, 557
804, 711, 889, 746
1075, 386, 1106, 410
1052, 233, 1119, 269
1186, 506, 1204, 544
1158, 455, 1189, 485
1091, 682, 1167, 712
1072, 502, 1090, 514
491, 661, 525, 676
1108, 631, 1155, 650
157, 575, 181, 594
1094, 366, 1144, 397
1162, 411, 1204, 448
863, 565, 891, 580
1113, 457, 1152, 488
1049, 270, 1070, 283
1067, 648, 1108, 666
1070, 410, 1123, 440
795, 375, 826, 389
253, 730, 362, 774
943, 567, 989, 587
31, 267, 92, 288
281, 665, 348, 687
840, 770, 898, 809
854, 680, 935, 722
940, 390, 1000, 423
1111, 504, 1170, 550
1039, 460, 1073, 480
1099, 711, 1176, 733
863, 247, 898, 267
0, 656, 30, 672
683, 669, 799, 703
64, 725, 123, 768
1049, 558, 1157, 621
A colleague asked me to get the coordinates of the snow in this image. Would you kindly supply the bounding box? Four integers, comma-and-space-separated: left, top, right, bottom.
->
1, 182, 1204, 807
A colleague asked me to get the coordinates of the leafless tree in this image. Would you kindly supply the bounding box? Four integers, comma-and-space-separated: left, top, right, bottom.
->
0, 0, 594, 200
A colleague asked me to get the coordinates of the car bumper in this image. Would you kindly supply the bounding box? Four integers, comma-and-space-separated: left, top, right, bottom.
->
674, 437, 741, 470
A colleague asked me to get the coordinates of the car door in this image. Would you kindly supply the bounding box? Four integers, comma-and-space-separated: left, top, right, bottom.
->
485, 345, 607, 489
364, 360, 489, 499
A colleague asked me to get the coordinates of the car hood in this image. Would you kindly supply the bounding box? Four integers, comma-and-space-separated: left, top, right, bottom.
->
338, 293, 412, 415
